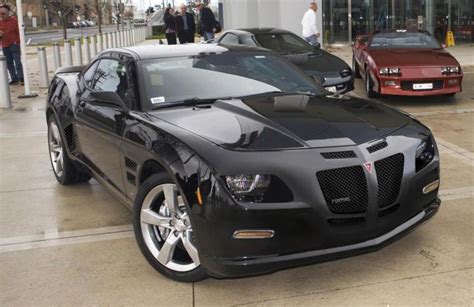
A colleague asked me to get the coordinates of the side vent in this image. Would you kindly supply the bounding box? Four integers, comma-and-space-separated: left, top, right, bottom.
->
125, 157, 137, 170
321, 151, 357, 159
367, 140, 388, 153
127, 172, 136, 185
64, 124, 76, 151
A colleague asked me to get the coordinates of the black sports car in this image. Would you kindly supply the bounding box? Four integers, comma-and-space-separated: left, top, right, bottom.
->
46, 44, 440, 282
215, 28, 354, 94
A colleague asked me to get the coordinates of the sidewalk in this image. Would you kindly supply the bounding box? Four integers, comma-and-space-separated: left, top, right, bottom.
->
327, 44, 474, 67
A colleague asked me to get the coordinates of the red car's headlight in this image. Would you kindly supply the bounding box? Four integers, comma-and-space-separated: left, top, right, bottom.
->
379, 67, 400, 75
441, 66, 461, 74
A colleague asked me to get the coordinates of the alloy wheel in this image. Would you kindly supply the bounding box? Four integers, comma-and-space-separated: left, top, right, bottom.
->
140, 184, 200, 272
48, 121, 64, 178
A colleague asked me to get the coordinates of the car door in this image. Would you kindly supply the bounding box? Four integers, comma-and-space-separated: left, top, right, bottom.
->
75, 56, 131, 193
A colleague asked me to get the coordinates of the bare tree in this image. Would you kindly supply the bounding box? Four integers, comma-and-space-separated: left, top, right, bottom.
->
93, 0, 110, 34
112, 0, 125, 30
48, 0, 74, 40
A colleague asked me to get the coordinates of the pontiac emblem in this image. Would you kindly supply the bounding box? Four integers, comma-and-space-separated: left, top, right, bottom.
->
363, 162, 373, 173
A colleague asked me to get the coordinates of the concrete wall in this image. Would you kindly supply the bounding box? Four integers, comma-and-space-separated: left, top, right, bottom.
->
221, 0, 324, 45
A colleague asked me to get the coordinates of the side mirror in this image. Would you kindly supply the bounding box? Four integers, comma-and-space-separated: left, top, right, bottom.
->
312, 42, 321, 50
90, 91, 128, 111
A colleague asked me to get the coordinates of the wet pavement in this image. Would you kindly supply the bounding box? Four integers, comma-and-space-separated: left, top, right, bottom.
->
0, 65, 473, 305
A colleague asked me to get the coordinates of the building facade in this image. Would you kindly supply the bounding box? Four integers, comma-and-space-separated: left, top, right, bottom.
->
220, 0, 473, 45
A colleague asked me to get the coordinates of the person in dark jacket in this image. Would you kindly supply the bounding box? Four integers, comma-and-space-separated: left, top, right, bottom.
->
195, 2, 216, 41
176, 4, 196, 44
164, 7, 177, 45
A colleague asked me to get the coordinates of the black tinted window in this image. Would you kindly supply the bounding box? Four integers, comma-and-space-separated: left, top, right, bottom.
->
240, 36, 258, 46
255, 33, 312, 53
220, 33, 239, 45
92, 59, 129, 102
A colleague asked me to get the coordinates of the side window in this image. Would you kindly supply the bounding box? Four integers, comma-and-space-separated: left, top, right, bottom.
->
92, 59, 130, 103
83, 60, 100, 88
220, 33, 240, 45
240, 35, 258, 47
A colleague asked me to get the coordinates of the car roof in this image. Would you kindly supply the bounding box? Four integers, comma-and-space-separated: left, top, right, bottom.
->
234, 28, 293, 35
109, 43, 271, 60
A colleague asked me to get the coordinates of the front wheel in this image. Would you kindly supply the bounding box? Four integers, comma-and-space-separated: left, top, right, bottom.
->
132, 173, 207, 282
47, 115, 90, 185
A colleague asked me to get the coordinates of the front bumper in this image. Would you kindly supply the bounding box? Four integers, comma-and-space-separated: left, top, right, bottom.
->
203, 199, 440, 278
322, 75, 354, 94
376, 75, 463, 96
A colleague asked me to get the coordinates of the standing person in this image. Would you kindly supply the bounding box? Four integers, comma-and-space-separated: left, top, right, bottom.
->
164, 7, 177, 45
176, 4, 196, 44
195, 2, 216, 41
0, 5, 23, 85
301, 2, 320, 46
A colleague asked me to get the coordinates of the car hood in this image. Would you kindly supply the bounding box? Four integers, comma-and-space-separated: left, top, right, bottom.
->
369, 48, 459, 67
148, 94, 410, 150
285, 50, 349, 76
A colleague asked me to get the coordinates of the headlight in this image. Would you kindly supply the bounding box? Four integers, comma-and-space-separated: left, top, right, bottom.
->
340, 68, 352, 78
225, 174, 271, 202
441, 66, 460, 74
379, 67, 400, 75
416, 136, 435, 172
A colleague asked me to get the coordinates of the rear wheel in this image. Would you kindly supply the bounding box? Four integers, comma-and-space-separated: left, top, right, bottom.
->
47, 115, 91, 185
352, 56, 361, 78
365, 70, 378, 98
133, 173, 207, 282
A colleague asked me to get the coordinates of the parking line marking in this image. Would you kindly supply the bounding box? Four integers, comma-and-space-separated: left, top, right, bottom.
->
411, 108, 474, 117
0, 132, 47, 138
439, 186, 474, 201
436, 138, 474, 166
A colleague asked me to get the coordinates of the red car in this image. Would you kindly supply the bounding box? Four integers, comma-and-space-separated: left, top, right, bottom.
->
352, 30, 463, 98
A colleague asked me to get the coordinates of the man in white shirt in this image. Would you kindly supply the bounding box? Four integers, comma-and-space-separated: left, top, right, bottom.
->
301, 2, 320, 46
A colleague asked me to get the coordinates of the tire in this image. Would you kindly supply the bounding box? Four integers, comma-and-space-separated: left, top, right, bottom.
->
132, 173, 208, 282
47, 114, 91, 185
365, 70, 378, 98
352, 56, 361, 78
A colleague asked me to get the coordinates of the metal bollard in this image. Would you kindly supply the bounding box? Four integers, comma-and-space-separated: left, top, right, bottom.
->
37, 47, 49, 88
64, 40, 73, 66
112, 32, 117, 48
96, 34, 102, 53
83, 36, 91, 63
53, 42, 62, 70
91, 34, 97, 58
74, 37, 83, 65
0, 56, 12, 108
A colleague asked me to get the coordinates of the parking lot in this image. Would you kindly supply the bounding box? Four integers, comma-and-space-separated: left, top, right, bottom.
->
0, 58, 473, 305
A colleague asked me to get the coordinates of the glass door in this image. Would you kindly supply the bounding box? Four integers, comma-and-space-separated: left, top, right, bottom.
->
323, 0, 349, 44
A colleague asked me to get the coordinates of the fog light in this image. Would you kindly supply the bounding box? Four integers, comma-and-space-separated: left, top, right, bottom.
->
423, 179, 440, 194
384, 80, 396, 86
233, 230, 275, 239
448, 79, 458, 85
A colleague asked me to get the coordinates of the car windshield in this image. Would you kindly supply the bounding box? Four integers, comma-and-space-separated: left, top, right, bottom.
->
369, 31, 441, 49
140, 52, 322, 109
255, 33, 312, 53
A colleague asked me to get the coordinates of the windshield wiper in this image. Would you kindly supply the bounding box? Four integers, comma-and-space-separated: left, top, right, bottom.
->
152, 97, 233, 110
238, 90, 318, 99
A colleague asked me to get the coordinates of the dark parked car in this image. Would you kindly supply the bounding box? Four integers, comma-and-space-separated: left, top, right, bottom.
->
215, 28, 354, 94
46, 44, 440, 282
353, 29, 463, 97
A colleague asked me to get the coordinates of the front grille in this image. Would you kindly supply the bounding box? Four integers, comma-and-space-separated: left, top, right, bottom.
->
367, 140, 387, 153
375, 153, 404, 208
401, 80, 443, 91
125, 157, 137, 170
317, 166, 368, 214
321, 151, 357, 159
328, 217, 365, 225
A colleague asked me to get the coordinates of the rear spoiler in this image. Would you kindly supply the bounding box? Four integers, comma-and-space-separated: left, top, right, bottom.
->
55, 65, 85, 75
